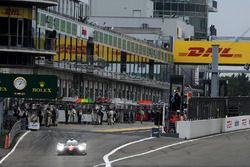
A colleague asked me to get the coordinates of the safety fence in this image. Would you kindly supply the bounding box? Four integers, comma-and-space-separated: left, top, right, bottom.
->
188, 97, 250, 120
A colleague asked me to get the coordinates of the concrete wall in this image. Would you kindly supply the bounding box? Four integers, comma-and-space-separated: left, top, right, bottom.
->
90, 0, 153, 17
177, 115, 250, 139
177, 119, 222, 139
222, 116, 250, 132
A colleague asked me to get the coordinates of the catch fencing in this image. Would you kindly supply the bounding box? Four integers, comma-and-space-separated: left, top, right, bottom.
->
188, 97, 250, 120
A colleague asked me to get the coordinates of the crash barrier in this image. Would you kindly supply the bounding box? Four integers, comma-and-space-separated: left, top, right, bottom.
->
177, 115, 250, 139
176, 118, 222, 139
222, 115, 250, 132
4, 120, 21, 149
188, 97, 250, 120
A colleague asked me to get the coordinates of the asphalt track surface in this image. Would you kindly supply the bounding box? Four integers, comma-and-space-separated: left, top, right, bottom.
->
1, 128, 250, 167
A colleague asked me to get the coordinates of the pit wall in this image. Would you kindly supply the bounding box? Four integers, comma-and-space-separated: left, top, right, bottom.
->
176, 115, 250, 139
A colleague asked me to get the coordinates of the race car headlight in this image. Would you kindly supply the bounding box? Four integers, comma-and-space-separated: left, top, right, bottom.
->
78, 143, 86, 151
57, 143, 64, 152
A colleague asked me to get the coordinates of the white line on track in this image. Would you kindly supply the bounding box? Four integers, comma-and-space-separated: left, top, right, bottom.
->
94, 128, 250, 167
0, 131, 30, 164
93, 137, 155, 167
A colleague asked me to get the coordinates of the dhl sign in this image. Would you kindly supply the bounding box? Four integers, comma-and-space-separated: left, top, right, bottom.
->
174, 40, 250, 65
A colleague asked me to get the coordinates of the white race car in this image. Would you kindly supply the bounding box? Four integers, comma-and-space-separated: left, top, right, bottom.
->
57, 138, 87, 155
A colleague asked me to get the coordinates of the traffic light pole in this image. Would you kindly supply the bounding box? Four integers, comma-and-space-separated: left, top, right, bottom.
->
211, 44, 219, 97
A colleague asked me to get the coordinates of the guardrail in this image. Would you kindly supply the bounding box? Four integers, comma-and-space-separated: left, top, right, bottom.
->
4, 120, 21, 149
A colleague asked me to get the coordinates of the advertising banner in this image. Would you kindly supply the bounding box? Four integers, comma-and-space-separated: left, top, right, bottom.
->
0, 6, 32, 19
223, 116, 250, 132
0, 74, 57, 99
174, 40, 250, 65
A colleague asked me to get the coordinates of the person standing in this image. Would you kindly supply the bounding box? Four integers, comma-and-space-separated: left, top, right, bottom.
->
95, 105, 101, 125
113, 107, 117, 123
130, 111, 134, 123
78, 108, 83, 124
51, 107, 57, 126
139, 108, 145, 124
71, 107, 77, 123
174, 87, 181, 111
38, 109, 43, 126
46, 107, 52, 127
100, 106, 104, 125
65, 106, 69, 124
107, 108, 114, 125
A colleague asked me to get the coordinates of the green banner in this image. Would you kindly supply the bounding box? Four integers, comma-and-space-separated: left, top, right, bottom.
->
0, 74, 57, 99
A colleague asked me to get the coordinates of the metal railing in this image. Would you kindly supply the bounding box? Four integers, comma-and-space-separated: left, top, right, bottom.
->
36, 61, 170, 89
188, 97, 226, 120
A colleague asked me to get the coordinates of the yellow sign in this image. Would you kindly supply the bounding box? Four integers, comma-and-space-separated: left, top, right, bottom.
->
0, 6, 32, 19
39, 81, 45, 88
174, 40, 250, 65
32, 88, 52, 93
0, 87, 7, 92
32, 80, 52, 93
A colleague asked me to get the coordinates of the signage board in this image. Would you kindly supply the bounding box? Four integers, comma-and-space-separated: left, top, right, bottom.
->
174, 40, 250, 65
223, 115, 250, 132
0, 74, 57, 99
0, 6, 32, 19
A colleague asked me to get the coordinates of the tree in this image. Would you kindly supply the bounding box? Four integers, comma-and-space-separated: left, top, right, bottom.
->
221, 73, 250, 96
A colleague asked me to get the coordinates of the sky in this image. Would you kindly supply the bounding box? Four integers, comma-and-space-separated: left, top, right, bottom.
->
208, 0, 250, 75
209, 0, 250, 37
